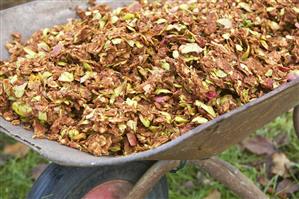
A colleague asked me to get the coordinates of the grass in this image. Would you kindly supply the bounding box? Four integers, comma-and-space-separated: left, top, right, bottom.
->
168, 113, 299, 199
0, 113, 298, 199
0, 152, 43, 199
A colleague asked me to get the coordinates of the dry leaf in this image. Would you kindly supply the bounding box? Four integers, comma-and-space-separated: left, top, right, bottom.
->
197, 171, 211, 185
271, 152, 291, 177
276, 179, 299, 197
3, 142, 29, 157
273, 133, 289, 148
182, 180, 195, 189
257, 175, 268, 186
31, 163, 48, 180
204, 189, 221, 199
196, 171, 204, 181
242, 135, 276, 155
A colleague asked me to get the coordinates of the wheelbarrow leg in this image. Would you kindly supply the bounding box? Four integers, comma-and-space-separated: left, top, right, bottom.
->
293, 106, 299, 139
126, 160, 180, 199
190, 157, 268, 199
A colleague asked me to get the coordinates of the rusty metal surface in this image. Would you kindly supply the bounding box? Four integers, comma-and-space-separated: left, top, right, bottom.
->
1, 0, 299, 166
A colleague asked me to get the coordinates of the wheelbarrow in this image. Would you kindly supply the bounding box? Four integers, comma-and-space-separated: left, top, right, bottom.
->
1, 1, 299, 198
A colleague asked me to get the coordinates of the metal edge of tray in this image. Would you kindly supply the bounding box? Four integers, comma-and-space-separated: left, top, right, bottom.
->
1, 0, 299, 166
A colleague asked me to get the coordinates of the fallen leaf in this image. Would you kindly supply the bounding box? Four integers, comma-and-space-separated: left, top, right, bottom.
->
276, 179, 299, 197
271, 152, 291, 177
182, 180, 195, 189
265, 155, 273, 178
31, 163, 48, 180
3, 142, 29, 157
273, 133, 289, 148
242, 135, 276, 155
196, 171, 204, 181
257, 175, 268, 186
266, 187, 275, 195
197, 171, 211, 185
203, 189, 221, 199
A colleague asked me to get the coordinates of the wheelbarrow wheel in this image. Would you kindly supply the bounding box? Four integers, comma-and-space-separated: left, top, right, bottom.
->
27, 161, 168, 199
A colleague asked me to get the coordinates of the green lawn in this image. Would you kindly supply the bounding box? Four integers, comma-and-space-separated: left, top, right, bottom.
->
0, 113, 298, 199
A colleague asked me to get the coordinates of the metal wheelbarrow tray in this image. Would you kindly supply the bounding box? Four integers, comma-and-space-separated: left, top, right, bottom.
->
1, 0, 299, 167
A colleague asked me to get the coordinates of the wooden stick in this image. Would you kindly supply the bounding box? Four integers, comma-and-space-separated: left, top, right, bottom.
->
191, 157, 268, 199
126, 160, 180, 199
